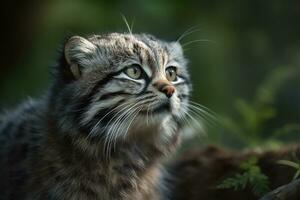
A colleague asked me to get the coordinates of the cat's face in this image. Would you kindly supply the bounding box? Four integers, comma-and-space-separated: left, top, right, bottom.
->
59, 33, 191, 140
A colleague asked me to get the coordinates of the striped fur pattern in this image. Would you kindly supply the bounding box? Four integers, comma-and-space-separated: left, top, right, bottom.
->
0, 33, 191, 199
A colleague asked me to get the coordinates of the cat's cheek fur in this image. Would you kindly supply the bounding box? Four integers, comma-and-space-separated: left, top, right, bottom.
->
170, 94, 181, 113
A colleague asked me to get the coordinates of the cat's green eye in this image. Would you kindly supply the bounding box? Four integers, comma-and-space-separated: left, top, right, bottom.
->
166, 67, 177, 82
125, 64, 142, 79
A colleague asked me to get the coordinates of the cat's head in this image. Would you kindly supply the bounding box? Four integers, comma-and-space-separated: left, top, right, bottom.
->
53, 33, 191, 142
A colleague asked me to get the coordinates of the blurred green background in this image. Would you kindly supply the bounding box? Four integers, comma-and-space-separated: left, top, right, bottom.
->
1, 0, 300, 149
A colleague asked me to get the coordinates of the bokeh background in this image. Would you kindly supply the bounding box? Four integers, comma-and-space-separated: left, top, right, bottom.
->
1, 0, 300, 150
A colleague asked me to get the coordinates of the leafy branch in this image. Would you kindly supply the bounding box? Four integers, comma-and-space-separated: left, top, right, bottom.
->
218, 156, 270, 197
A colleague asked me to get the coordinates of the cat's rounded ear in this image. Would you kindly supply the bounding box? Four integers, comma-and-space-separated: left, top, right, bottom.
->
64, 36, 96, 79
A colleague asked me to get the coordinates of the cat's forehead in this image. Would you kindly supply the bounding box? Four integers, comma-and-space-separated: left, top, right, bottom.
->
87, 33, 186, 71
89, 33, 179, 58
90, 33, 162, 48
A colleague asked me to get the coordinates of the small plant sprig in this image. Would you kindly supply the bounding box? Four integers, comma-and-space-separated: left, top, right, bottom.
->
218, 156, 270, 197
277, 159, 300, 181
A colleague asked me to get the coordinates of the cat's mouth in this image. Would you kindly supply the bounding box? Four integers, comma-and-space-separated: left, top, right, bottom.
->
140, 101, 172, 115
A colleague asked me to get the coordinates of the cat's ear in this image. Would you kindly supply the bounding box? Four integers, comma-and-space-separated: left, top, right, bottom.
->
64, 36, 97, 79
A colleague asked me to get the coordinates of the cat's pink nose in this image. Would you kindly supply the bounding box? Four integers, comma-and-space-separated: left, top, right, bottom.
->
153, 80, 176, 98
161, 85, 175, 98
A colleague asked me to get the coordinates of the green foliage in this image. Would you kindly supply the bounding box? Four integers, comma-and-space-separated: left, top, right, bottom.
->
278, 159, 300, 181
219, 67, 299, 148
218, 157, 270, 197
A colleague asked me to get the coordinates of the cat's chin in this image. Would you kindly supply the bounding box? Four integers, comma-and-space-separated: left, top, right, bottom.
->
131, 100, 181, 128
140, 103, 171, 115
138, 104, 175, 124
128, 113, 175, 136
137, 110, 174, 128
137, 112, 170, 124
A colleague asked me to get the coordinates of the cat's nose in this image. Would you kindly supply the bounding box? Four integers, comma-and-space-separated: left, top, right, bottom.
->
153, 81, 175, 98
161, 85, 175, 98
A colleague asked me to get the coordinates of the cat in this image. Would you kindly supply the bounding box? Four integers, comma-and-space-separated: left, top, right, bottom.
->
0, 33, 191, 199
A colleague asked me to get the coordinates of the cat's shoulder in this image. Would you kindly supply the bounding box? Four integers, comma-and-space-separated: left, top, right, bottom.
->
0, 98, 46, 143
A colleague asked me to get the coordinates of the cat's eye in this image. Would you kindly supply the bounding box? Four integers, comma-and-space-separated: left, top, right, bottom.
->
165, 67, 177, 82
125, 64, 142, 79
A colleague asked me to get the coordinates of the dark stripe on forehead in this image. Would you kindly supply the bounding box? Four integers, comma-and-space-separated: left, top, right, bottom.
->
142, 37, 166, 66
135, 38, 158, 73
161, 50, 166, 66
132, 43, 142, 61
131, 42, 155, 77
162, 47, 169, 66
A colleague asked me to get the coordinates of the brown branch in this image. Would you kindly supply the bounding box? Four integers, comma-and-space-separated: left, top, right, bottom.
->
260, 179, 300, 200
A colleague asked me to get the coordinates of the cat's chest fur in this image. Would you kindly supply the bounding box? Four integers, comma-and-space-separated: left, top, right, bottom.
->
26, 129, 166, 200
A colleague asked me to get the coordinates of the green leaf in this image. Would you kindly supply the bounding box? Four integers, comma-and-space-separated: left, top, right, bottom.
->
217, 157, 270, 197
277, 160, 300, 169
277, 159, 300, 181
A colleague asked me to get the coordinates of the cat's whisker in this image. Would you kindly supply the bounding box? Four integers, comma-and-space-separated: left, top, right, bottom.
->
103, 96, 152, 133
118, 98, 156, 140
182, 101, 219, 123
101, 102, 135, 154
180, 105, 219, 132
187, 102, 220, 125
130, 17, 135, 34
177, 26, 201, 43
96, 94, 147, 133
121, 14, 133, 35
146, 100, 158, 122
182, 39, 216, 48
181, 108, 206, 134
146, 103, 151, 126
189, 100, 219, 116
104, 98, 153, 159
109, 104, 144, 159
187, 105, 218, 126
123, 106, 144, 139
186, 107, 216, 128
89, 100, 134, 137
177, 111, 190, 127
112, 99, 157, 150
111, 103, 141, 147
104, 102, 139, 159
106, 107, 132, 156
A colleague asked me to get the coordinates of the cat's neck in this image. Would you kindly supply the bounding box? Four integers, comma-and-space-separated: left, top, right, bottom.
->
39, 116, 175, 199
